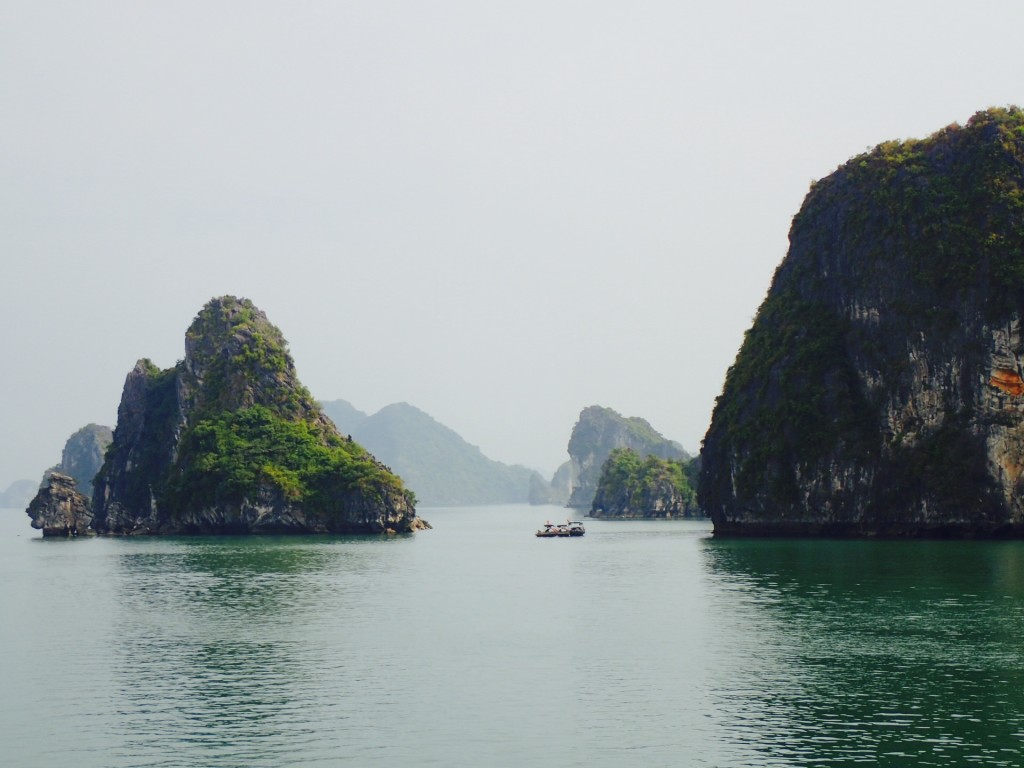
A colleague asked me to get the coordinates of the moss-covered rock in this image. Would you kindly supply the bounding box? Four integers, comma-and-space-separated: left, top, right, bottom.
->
591, 447, 700, 519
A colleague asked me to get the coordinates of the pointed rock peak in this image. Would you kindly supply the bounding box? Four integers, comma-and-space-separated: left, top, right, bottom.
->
179, 296, 314, 420
184, 296, 291, 379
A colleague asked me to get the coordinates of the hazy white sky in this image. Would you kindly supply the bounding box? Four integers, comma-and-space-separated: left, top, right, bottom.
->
2, 0, 1022, 488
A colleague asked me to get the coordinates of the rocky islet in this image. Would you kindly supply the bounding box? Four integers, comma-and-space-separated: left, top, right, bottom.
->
28, 296, 427, 536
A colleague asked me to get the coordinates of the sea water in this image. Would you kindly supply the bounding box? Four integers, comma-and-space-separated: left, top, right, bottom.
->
3, 505, 1024, 767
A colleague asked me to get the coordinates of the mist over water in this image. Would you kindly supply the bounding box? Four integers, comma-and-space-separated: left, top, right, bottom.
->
3, 506, 1024, 767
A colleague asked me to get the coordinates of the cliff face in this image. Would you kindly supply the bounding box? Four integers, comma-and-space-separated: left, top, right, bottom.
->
699, 107, 1024, 537
92, 296, 425, 535
26, 473, 92, 536
566, 405, 688, 508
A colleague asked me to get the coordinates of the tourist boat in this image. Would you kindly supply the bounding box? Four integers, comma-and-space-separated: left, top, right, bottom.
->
535, 520, 585, 537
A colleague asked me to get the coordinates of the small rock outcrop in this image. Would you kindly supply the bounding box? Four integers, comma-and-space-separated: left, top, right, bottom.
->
566, 406, 688, 508
590, 448, 700, 519
26, 473, 93, 536
91, 296, 427, 535
699, 107, 1024, 537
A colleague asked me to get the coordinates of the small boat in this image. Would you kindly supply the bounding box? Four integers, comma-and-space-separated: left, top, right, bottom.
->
535, 520, 585, 538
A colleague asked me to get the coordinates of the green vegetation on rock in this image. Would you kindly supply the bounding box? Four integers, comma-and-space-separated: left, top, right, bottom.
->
591, 447, 699, 518
567, 405, 689, 509
169, 404, 410, 513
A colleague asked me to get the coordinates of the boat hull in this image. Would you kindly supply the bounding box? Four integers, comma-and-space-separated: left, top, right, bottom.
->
535, 522, 585, 537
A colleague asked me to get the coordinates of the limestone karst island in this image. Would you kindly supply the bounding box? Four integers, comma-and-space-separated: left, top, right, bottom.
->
25, 107, 1024, 541
699, 106, 1024, 538
28, 296, 428, 536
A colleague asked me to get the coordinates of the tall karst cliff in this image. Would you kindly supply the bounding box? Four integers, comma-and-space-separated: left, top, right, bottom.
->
567, 405, 688, 508
41, 423, 112, 499
699, 107, 1024, 537
91, 296, 426, 534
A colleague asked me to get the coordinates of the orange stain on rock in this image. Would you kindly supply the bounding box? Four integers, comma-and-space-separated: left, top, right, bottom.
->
990, 368, 1024, 397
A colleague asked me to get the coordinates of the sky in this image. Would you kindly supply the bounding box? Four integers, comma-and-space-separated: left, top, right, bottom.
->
2, 0, 1023, 489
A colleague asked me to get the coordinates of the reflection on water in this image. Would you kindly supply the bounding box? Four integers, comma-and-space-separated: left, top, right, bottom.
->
701, 538, 1024, 766
6, 508, 1024, 767
105, 535, 414, 767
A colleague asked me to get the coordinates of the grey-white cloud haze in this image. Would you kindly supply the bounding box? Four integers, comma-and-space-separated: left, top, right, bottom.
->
2, 0, 1022, 489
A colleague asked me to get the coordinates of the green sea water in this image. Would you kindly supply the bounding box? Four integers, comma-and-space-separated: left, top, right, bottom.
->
3, 505, 1024, 767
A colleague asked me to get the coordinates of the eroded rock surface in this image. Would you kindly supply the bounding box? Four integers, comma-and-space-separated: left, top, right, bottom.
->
26, 473, 92, 537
